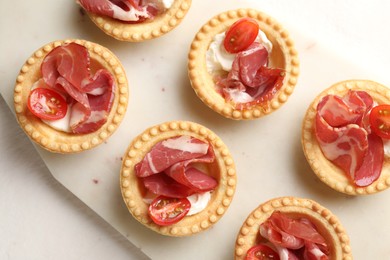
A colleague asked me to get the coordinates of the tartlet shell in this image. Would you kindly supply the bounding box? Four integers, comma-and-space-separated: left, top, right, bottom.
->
13, 39, 129, 153
234, 197, 352, 260
302, 80, 390, 195
119, 121, 237, 236
188, 8, 299, 120
86, 0, 192, 41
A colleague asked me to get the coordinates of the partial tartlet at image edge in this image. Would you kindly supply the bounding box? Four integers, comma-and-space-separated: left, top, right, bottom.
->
234, 197, 352, 260
188, 8, 299, 120
120, 121, 236, 236
302, 80, 390, 195
77, 0, 192, 41
13, 39, 129, 153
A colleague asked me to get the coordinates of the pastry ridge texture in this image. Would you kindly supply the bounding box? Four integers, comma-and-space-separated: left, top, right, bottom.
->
86, 0, 192, 41
120, 120, 237, 236
13, 39, 129, 153
188, 8, 300, 120
234, 197, 352, 260
302, 79, 390, 195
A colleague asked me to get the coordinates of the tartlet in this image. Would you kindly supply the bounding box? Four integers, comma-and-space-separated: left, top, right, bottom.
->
13, 39, 129, 153
82, 0, 192, 41
188, 8, 299, 120
120, 121, 237, 236
302, 80, 390, 195
234, 197, 352, 260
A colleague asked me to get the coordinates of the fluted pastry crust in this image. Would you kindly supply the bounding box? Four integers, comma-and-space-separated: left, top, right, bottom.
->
120, 121, 236, 236
302, 80, 390, 195
234, 197, 352, 260
13, 39, 129, 153
188, 8, 299, 120
86, 0, 192, 41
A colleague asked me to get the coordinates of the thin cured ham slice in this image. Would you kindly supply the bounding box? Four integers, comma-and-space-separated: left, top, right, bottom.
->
71, 69, 115, 133
275, 246, 300, 260
259, 212, 327, 251
164, 147, 217, 192
165, 167, 217, 193
267, 212, 327, 248
315, 114, 369, 178
259, 212, 329, 260
317, 92, 373, 128
238, 43, 269, 88
135, 135, 210, 177
315, 90, 383, 186
71, 80, 115, 134
142, 173, 196, 198
55, 77, 90, 110
41, 43, 115, 134
260, 220, 305, 250
354, 133, 384, 186
135, 136, 218, 198
303, 242, 329, 260
77, 0, 156, 22
217, 42, 285, 109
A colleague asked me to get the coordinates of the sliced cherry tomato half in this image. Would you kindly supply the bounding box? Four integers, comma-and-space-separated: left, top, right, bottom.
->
245, 244, 280, 260
27, 87, 67, 120
148, 196, 191, 226
224, 18, 260, 54
369, 104, 390, 139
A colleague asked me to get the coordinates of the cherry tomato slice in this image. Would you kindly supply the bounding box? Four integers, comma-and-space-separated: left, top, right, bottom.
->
224, 18, 260, 53
369, 104, 390, 139
245, 244, 280, 260
27, 88, 67, 120
148, 196, 191, 226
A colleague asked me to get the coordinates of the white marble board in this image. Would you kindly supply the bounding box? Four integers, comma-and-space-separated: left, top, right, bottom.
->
1, 0, 390, 259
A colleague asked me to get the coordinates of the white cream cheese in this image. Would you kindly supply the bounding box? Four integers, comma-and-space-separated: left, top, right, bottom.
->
206, 29, 273, 73
206, 33, 236, 72
223, 88, 255, 104
42, 104, 72, 133
186, 191, 211, 216
383, 139, 390, 156
162, 0, 174, 9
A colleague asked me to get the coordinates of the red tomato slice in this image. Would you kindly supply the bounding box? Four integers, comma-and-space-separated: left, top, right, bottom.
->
27, 88, 67, 120
369, 104, 390, 139
148, 196, 191, 226
245, 244, 280, 260
224, 18, 260, 53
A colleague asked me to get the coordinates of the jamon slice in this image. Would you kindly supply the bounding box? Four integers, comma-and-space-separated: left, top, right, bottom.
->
317, 91, 373, 128
41, 43, 116, 134
42, 43, 90, 90
259, 212, 329, 260
217, 42, 284, 109
135, 136, 218, 199
260, 220, 305, 250
303, 241, 329, 260
142, 173, 196, 198
71, 77, 115, 134
165, 166, 217, 193
354, 133, 384, 186
77, 0, 153, 21
315, 90, 383, 186
275, 246, 300, 260
164, 144, 216, 192
135, 135, 210, 177
315, 114, 368, 178
260, 212, 327, 251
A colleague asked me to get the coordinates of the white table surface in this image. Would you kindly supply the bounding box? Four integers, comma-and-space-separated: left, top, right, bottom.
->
1, 1, 390, 259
